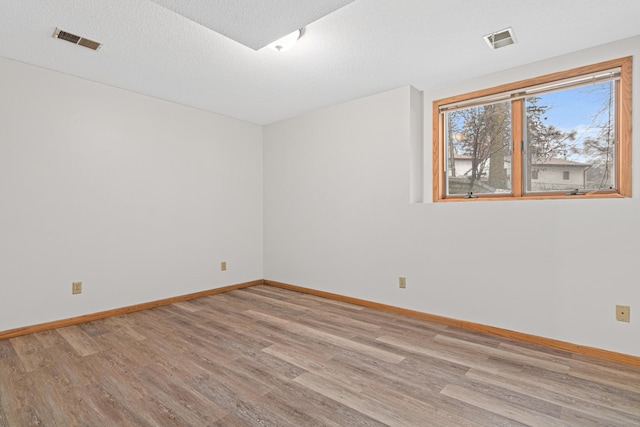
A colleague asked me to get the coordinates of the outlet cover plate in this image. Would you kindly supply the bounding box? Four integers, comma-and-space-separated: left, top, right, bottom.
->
616, 305, 630, 322
72, 281, 82, 295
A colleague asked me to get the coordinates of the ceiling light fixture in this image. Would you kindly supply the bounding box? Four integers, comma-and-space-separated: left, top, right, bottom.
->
267, 28, 304, 52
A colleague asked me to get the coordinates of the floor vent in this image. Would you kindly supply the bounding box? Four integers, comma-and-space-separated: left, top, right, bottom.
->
53, 28, 102, 51
483, 27, 515, 49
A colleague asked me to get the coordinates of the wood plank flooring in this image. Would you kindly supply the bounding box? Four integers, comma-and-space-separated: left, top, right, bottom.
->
1, 285, 639, 426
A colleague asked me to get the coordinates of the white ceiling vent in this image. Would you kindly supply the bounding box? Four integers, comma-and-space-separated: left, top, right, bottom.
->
53, 28, 102, 51
483, 28, 516, 49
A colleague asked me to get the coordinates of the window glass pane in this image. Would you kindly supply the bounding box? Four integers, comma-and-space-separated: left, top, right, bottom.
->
524, 81, 616, 193
445, 101, 511, 196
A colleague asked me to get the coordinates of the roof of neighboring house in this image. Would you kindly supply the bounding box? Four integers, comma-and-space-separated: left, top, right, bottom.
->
532, 158, 591, 167
453, 154, 590, 167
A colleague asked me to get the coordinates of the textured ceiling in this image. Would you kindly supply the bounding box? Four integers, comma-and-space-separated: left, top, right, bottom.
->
1, 0, 639, 125
148, 0, 355, 50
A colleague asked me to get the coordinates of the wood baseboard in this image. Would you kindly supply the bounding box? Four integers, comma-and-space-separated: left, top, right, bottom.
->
0, 279, 262, 340
263, 279, 640, 367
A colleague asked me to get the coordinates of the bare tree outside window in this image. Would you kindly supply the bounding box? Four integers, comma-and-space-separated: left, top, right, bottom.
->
446, 101, 511, 195
444, 80, 618, 196
524, 82, 614, 193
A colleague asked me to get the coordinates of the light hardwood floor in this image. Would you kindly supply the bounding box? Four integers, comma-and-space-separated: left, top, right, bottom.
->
1, 285, 639, 426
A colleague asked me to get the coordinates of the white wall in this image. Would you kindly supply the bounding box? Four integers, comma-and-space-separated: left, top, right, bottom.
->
264, 36, 640, 356
0, 57, 263, 332
3, 35, 638, 358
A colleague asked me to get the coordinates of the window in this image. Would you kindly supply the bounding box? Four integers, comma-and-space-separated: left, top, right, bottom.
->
433, 57, 632, 201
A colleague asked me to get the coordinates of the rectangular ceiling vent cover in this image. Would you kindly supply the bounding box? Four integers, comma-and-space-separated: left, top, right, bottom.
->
53, 28, 102, 51
483, 27, 516, 49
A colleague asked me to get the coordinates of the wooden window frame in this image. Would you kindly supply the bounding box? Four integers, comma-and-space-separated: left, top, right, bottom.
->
432, 57, 632, 202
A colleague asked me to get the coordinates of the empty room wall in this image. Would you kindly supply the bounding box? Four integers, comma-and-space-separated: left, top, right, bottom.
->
263, 36, 640, 357
0, 57, 263, 332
